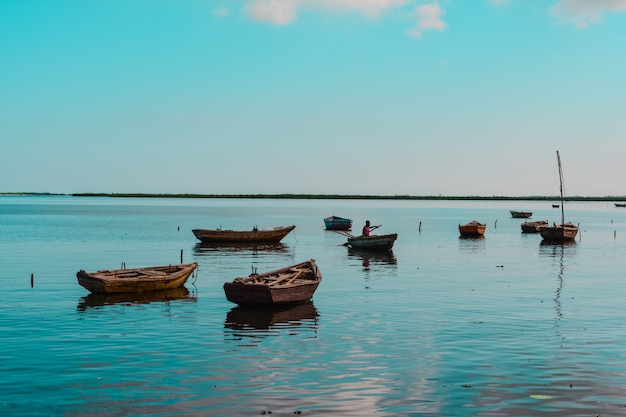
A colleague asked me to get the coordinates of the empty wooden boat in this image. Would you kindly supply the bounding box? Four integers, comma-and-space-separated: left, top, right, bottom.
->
192, 225, 295, 243
521, 220, 548, 233
324, 215, 353, 231
347, 233, 398, 251
77, 262, 198, 294
223, 259, 322, 306
510, 210, 532, 218
459, 220, 486, 237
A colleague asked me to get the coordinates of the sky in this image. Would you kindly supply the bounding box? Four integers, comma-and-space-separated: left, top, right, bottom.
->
1, 0, 626, 197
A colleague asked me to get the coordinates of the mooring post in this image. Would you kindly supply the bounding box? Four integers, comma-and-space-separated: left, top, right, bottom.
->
31, 273, 34, 288
180, 249, 183, 263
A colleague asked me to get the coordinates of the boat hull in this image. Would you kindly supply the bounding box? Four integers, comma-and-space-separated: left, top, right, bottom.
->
192, 225, 295, 243
459, 221, 486, 237
521, 220, 548, 233
347, 233, 397, 250
324, 216, 352, 231
77, 263, 198, 294
510, 211, 532, 218
223, 259, 322, 306
539, 224, 579, 243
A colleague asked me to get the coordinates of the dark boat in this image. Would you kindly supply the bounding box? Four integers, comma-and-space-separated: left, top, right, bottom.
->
192, 225, 295, 243
347, 233, 398, 251
615, 203, 626, 208
510, 210, 532, 218
77, 263, 198, 294
540, 151, 579, 243
324, 215, 353, 230
459, 220, 486, 237
521, 220, 549, 233
223, 259, 321, 306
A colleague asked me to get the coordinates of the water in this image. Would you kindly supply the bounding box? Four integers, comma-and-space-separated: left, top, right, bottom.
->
2, 196, 626, 416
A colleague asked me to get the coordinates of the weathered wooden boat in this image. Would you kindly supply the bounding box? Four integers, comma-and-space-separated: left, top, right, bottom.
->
192, 225, 295, 243
223, 259, 322, 306
510, 210, 532, 218
347, 233, 398, 251
324, 215, 353, 230
540, 151, 579, 243
459, 220, 486, 237
77, 262, 198, 294
540, 221, 579, 242
521, 220, 548, 233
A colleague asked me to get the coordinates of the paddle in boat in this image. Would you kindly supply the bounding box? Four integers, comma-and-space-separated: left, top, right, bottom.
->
540, 150, 579, 243
459, 220, 486, 237
333, 224, 397, 251
77, 262, 198, 294
223, 259, 322, 306
192, 225, 295, 243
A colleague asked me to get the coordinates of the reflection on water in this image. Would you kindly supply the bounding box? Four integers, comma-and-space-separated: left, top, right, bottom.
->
77, 287, 196, 310
193, 242, 291, 256
347, 247, 397, 270
224, 301, 319, 332
458, 235, 486, 253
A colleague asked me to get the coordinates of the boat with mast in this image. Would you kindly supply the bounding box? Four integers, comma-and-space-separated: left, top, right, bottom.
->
540, 151, 579, 243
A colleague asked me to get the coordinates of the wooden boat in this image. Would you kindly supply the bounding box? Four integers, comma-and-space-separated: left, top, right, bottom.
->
521, 220, 548, 233
459, 220, 486, 237
192, 225, 295, 243
510, 210, 532, 218
77, 262, 198, 294
347, 233, 397, 251
540, 151, 579, 243
223, 259, 322, 306
615, 203, 626, 208
324, 215, 353, 231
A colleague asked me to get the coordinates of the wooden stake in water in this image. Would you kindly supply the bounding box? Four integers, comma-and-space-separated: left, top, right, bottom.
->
31, 273, 34, 288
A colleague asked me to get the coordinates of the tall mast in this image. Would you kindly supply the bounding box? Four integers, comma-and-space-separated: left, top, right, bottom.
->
557, 150, 565, 226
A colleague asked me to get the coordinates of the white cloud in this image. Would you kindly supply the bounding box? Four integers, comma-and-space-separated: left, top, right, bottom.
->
550, 0, 626, 28
245, 0, 299, 25
406, 2, 447, 39
243, 0, 408, 25
213, 6, 229, 18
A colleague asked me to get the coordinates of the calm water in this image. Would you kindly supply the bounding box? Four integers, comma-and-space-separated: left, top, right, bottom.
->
2, 196, 626, 416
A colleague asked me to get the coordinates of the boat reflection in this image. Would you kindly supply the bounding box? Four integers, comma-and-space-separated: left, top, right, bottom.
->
224, 301, 319, 331
193, 242, 290, 256
77, 287, 196, 311
347, 247, 397, 271
458, 235, 486, 253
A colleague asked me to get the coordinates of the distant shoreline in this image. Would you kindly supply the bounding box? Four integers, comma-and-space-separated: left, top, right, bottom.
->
2, 192, 625, 202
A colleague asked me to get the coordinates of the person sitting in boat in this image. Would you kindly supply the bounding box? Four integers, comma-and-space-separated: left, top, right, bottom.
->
361, 220, 380, 236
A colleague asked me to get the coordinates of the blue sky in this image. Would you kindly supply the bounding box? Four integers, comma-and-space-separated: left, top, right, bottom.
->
2, 0, 625, 196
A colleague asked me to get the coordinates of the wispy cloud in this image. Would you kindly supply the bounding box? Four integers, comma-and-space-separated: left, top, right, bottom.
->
212, 6, 229, 18
406, 2, 447, 39
242, 0, 448, 38
239, 0, 626, 35
550, 0, 626, 28
245, 0, 299, 25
